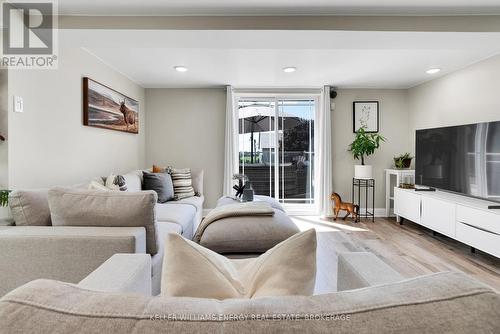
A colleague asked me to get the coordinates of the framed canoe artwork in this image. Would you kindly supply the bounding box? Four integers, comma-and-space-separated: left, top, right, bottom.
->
83, 77, 139, 134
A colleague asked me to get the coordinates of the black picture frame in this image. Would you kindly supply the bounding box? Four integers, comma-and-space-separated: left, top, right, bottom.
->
353, 101, 379, 133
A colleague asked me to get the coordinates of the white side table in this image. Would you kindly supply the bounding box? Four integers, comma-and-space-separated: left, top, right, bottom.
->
385, 169, 415, 219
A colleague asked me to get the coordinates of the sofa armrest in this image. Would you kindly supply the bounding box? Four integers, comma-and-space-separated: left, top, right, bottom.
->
78, 254, 151, 295
337, 252, 404, 291
0, 226, 146, 296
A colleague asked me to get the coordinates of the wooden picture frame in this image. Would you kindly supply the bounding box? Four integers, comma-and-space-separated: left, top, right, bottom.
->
353, 101, 379, 133
83, 77, 139, 134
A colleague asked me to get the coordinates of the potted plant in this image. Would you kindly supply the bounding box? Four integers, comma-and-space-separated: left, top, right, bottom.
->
0, 190, 10, 207
348, 127, 385, 179
0, 189, 11, 219
394, 153, 413, 169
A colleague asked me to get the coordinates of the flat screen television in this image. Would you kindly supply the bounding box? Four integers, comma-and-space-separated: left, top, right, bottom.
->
415, 121, 500, 203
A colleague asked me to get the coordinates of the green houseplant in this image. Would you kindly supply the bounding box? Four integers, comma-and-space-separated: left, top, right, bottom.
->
348, 127, 385, 178
0, 190, 10, 207
394, 153, 413, 169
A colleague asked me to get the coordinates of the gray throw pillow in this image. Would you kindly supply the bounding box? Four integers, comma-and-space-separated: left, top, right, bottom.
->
142, 171, 174, 203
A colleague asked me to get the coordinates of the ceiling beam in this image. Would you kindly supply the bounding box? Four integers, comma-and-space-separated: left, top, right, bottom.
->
59, 15, 500, 32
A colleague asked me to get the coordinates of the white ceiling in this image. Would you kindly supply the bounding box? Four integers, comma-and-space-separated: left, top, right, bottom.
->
59, 0, 500, 16
63, 30, 500, 88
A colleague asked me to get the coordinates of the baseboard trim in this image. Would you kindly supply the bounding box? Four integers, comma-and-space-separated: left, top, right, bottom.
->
322, 208, 387, 219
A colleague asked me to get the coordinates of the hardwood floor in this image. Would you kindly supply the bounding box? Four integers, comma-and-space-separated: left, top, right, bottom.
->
290, 216, 500, 294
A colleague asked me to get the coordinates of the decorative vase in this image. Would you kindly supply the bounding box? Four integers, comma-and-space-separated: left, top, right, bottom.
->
0, 205, 11, 219
354, 165, 373, 179
242, 188, 254, 202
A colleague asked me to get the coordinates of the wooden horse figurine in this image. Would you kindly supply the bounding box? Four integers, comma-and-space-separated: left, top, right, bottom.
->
331, 192, 359, 222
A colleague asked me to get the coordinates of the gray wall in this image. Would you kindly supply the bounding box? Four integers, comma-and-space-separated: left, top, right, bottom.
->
408, 54, 500, 151
332, 89, 410, 209
7, 47, 146, 188
145, 88, 226, 208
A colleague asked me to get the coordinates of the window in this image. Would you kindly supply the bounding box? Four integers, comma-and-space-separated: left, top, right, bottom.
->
237, 96, 316, 205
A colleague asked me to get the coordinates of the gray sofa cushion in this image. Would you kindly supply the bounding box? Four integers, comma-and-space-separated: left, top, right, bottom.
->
155, 203, 196, 239
0, 272, 498, 333
8, 190, 51, 226
199, 209, 299, 253
174, 195, 204, 211
142, 171, 174, 203
48, 187, 158, 255
0, 226, 146, 296
152, 222, 183, 296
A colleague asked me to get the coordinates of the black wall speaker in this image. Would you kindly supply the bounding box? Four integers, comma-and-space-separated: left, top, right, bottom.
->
329, 87, 337, 99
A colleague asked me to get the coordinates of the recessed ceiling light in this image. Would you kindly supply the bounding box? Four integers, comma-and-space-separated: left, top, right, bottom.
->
174, 66, 188, 72
426, 68, 441, 74
283, 67, 297, 73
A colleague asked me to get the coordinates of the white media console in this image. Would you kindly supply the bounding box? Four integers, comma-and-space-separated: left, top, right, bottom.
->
394, 187, 500, 258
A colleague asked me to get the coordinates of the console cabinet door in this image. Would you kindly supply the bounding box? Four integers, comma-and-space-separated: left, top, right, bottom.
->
394, 188, 421, 224
421, 197, 456, 237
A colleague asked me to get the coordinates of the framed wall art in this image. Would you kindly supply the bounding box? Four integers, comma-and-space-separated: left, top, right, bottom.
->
353, 101, 379, 133
83, 77, 139, 134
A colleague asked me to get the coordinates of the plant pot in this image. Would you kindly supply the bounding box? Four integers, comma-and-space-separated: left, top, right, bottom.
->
0, 206, 12, 219
394, 158, 412, 169
354, 165, 373, 179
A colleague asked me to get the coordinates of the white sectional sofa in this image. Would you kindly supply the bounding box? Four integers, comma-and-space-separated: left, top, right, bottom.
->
0, 169, 204, 296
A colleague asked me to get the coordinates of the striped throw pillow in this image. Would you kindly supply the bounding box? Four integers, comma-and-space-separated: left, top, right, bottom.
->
169, 168, 196, 200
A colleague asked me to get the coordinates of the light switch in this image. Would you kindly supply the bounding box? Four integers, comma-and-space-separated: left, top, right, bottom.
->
14, 96, 23, 113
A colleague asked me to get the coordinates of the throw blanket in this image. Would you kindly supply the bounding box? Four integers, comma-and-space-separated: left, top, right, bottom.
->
193, 201, 274, 243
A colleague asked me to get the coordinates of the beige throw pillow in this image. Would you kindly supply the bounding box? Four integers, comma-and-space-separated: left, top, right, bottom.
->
161, 229, 316, 299
8, 189, 51, 226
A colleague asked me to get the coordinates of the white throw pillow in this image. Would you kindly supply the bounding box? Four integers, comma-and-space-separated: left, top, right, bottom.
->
88, 180, 110, 191
88, 174, 127, 191
161, 229, 316, 299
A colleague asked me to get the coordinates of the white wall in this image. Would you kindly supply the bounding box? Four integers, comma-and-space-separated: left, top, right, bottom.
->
408, 54, 500, 151
7, 47, 146, 188
332, 89, 410, 208
0, 69, 7, 189
145, 88, 226, 208
145, 88, 409, 210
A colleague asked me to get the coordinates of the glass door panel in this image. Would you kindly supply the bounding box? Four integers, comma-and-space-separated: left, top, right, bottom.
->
238, 99, 276, 197
278, 99, 315, 204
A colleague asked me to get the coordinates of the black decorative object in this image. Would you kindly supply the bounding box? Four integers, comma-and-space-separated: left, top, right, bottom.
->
232, 174, 251, 199
329, 88, 337, 99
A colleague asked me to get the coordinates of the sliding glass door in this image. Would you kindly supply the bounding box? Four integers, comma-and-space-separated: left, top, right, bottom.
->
237, 96, 316, 206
